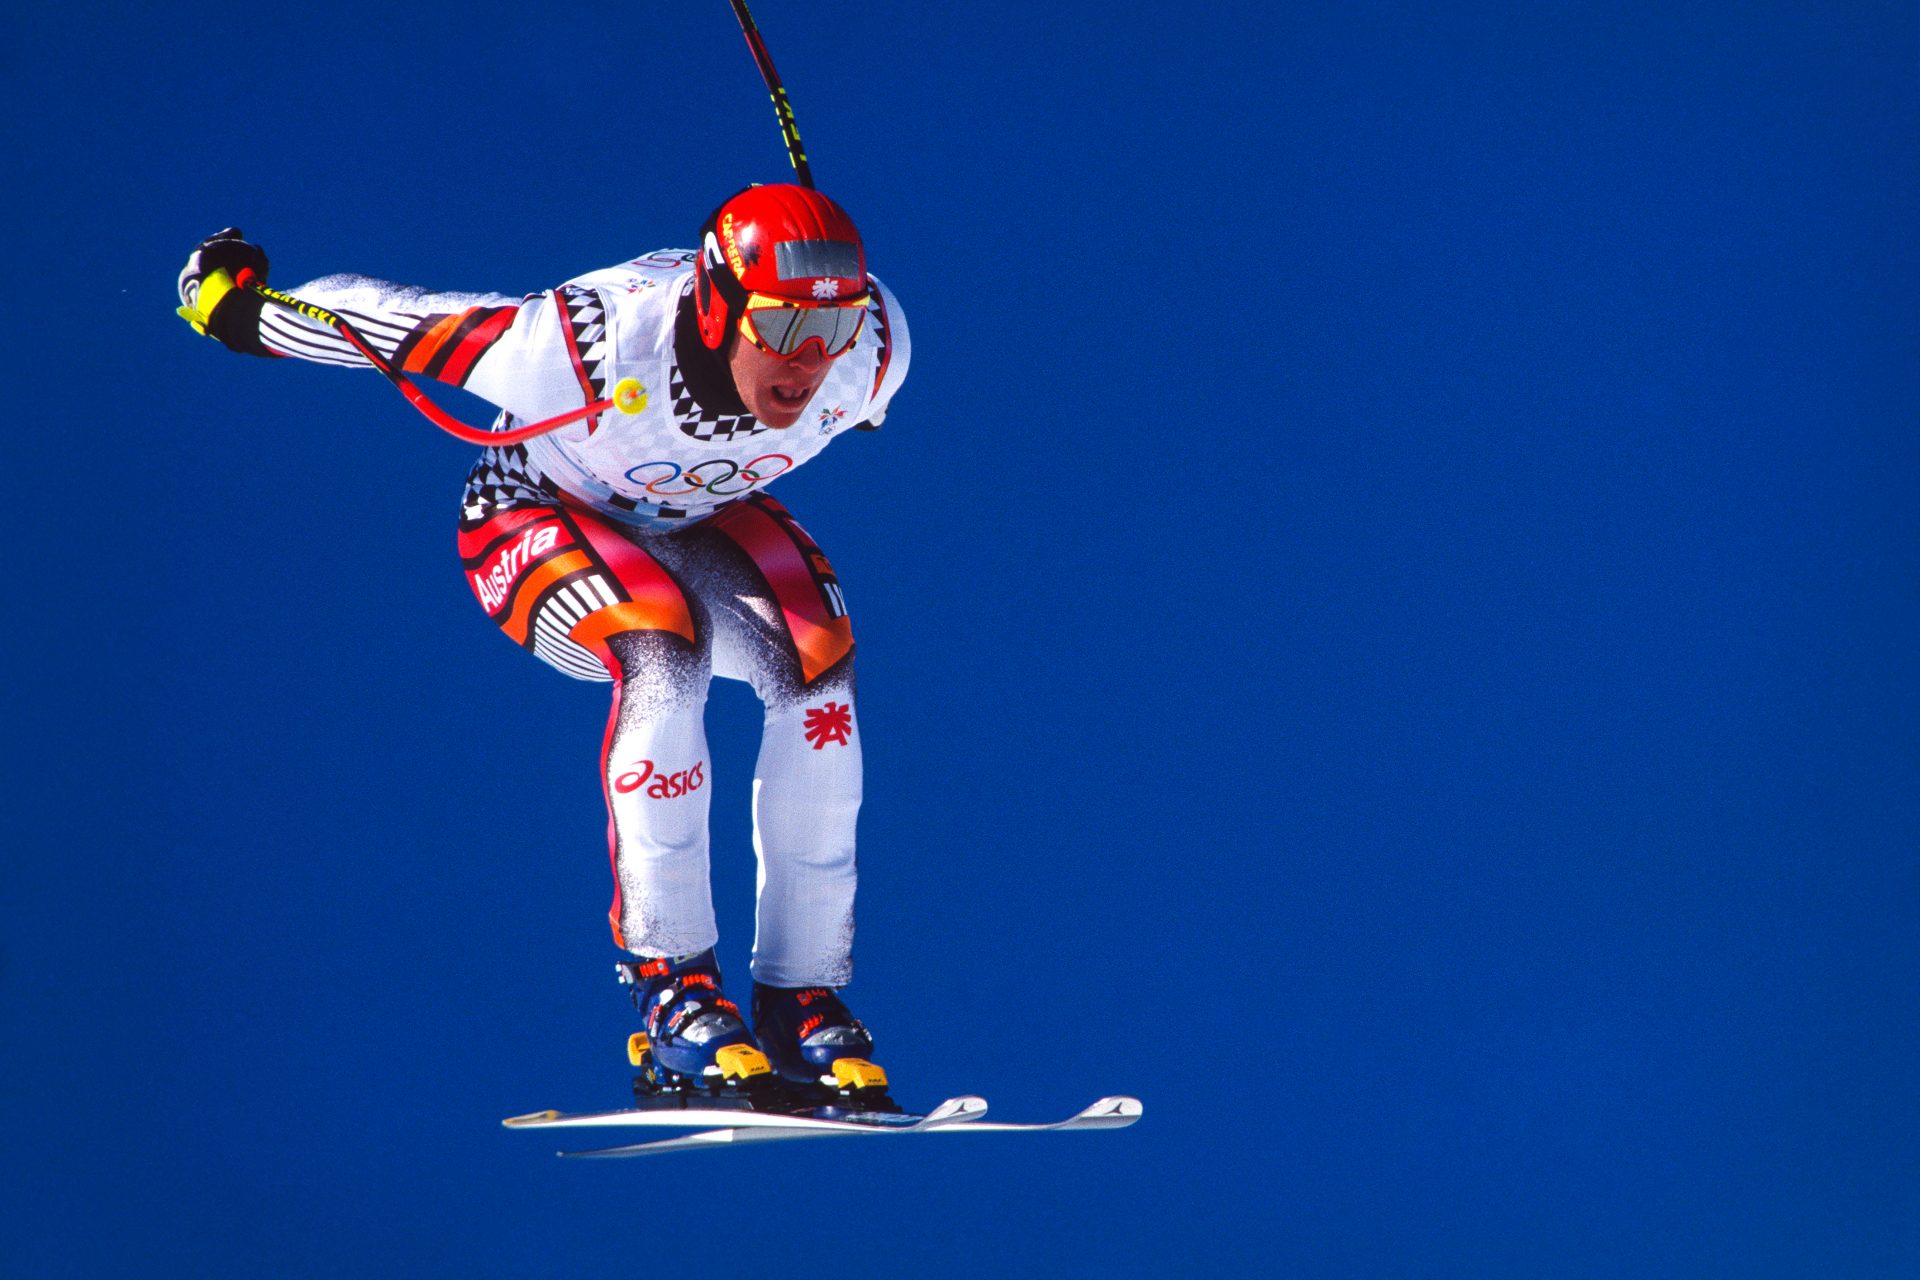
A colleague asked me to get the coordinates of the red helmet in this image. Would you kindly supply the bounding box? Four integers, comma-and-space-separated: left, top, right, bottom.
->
694, 184, 868, 352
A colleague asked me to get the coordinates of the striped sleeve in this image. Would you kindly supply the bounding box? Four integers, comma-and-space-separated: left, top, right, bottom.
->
254, 273, 607, 426
259, 274, 521, 377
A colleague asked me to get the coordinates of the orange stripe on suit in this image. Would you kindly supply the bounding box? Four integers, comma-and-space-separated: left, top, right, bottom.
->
570, 603, 696, 672
402, 311, 468, 373
499, 549, 592, 644
439, 308, 518, 385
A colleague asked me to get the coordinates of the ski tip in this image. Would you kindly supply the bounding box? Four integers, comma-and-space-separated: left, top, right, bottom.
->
1077, 1096, 1144, 1126
924, 1095, 990, 1124
502, 1110, 563, 1128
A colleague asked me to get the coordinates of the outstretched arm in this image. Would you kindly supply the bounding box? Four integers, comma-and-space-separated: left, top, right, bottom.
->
177, 228, 605, 427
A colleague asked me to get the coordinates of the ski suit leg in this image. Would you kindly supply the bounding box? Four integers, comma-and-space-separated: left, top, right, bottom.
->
649, 494, 863, 988
458, 463, 716, 958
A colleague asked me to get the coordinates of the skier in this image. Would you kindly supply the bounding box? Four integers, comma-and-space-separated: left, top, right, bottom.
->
176, 184, 910, 1101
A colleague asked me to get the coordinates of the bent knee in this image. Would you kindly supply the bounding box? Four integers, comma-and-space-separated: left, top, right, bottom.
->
710, 496, 855, 688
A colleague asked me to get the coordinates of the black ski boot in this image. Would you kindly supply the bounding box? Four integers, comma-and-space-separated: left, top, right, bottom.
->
751, 982, 895, 1111
616, 950, 773, 1099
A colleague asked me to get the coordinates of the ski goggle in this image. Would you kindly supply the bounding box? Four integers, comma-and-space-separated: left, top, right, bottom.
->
738, 292, 870, 359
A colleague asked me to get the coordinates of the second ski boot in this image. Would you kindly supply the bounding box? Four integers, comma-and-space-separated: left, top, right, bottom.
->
751, 981, 896, 1111
616, 950, 774, 1100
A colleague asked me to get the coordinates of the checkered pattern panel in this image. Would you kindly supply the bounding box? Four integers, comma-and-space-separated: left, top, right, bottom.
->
558, 286, 612, 402
669, 368, 766, 442
460, 445, 561, 522
865, 292, 890, 401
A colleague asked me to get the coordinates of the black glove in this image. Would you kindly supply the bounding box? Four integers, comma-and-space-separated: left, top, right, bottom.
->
177, 228, 272, 355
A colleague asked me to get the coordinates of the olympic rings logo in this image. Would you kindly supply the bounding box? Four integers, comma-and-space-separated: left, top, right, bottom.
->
623, 455, 793, 499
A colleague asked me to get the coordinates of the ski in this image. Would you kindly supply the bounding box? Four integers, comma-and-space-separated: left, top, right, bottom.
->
505, 1095, 1143, 1159
914, 1094, 1142, 1137
504, 1093, 984, 1148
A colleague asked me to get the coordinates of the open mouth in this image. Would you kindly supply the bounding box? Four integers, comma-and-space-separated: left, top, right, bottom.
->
769, 382, 813, 410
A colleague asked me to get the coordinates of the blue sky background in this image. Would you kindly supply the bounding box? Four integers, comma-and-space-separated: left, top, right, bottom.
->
4, 1, 1916, 1275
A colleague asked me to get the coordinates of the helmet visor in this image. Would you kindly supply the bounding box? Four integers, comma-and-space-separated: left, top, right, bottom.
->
741, 295, 869, 358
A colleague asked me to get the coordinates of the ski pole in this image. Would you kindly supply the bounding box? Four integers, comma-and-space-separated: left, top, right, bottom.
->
726, 0, 814, 189
242, 274, 646, 446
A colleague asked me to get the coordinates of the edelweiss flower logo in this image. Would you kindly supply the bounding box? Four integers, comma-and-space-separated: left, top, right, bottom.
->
802, 701, 853, 749
810, 278, 841, 299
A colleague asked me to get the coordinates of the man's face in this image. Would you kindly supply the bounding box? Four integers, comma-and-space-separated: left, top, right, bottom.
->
727, 333, 836, 429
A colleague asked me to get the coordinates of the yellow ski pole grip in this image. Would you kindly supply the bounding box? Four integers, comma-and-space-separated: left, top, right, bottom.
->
177, 267, 239, 335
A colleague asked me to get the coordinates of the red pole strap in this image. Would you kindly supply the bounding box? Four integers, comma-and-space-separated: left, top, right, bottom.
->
245, 278, 623, 445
